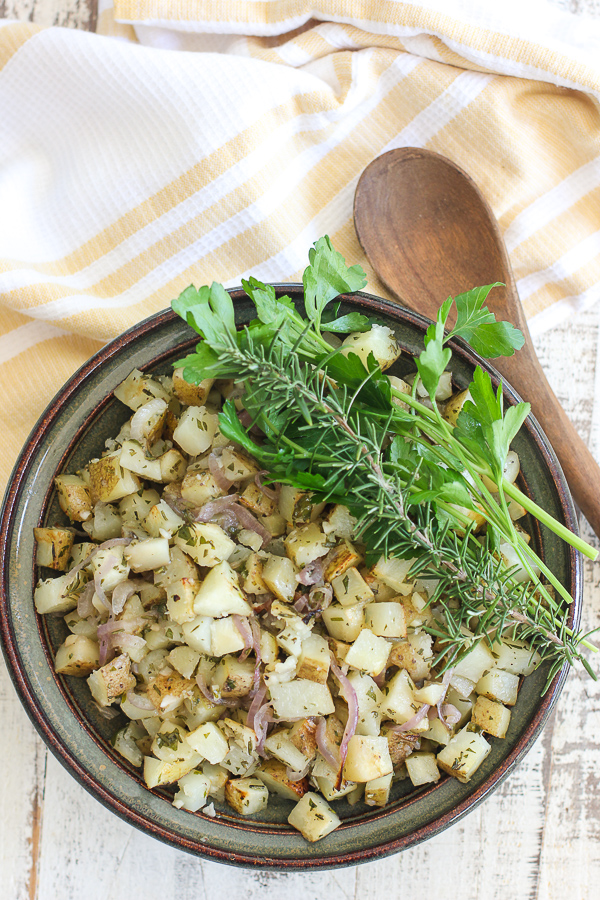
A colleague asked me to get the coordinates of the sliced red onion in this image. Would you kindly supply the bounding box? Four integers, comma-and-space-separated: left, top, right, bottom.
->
209, 451, 236, 492
436, 667, 455, 729
286, 761, 310, 782
373, 667, 388, 689
126, 690, 155, 711
193, 494, 239, 523
196, 671, 240, 707
255, 471, 279, 501
246, 682, 267, 732
229, 503, 272, 548
93, 569, 113, 613
249, 618, 262, 691
130, 398, 167, 442
294, 596, 309, 614
330, 658, 359, 778
97, 616, 146, 638
91, 701, 120, 719
253, 702, 273, 756
232, 614, 253, 650
315, 716, 340, 771
308, 583, 333, 611
111, 580, 141, 616
297, 558, 326, 586
66, 536, 132, 581
77, 581, 96, 618
440, 703, 461, 726
390, 704, 431, 733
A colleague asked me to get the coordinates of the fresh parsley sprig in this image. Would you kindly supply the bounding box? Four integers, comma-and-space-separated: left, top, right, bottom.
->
171, 236, 598, 684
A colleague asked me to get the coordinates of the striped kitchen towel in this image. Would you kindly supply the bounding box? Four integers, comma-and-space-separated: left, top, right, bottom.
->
0, 0, 599, 487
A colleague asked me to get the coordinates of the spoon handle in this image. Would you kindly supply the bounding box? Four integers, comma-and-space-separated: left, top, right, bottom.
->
495, 341, 600, 538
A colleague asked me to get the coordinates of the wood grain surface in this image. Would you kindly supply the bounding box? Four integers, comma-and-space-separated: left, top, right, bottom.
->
1, 2, 600, 899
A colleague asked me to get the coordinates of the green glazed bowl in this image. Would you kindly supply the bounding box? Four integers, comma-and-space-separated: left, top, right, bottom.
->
0, 286, 581, 869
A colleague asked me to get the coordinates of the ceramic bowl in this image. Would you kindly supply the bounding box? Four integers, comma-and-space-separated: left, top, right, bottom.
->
0, 286, 581, 869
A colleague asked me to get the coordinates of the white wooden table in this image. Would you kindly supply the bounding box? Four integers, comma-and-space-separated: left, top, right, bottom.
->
2, 2, 600, 898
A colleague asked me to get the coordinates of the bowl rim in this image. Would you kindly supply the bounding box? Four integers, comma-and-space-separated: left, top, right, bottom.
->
0, 285, 581, 869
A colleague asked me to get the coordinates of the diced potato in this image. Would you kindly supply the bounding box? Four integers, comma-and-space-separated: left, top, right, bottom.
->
241, 552, 269, 595
452, 636, 495, 683
144, 754, 203, 788
278, 486, 325, 527
364, 772, 393, 807
388, 374, 411, 410
34, 527, 75, 571
492, 639, 541, 676
225, 777, 269, 816
364, 601, 407, 639
344, 629, 390, 677
173, 771, 211, 812
159, 448, 188, 484
413, 682, 446, 705
54, 634, 99, 676
210, 616, 247, 657
388, 632, 433, 681
220, 446, 260, 482
81, 502, 123, 542
114, 369, 170, 411
165, 578, 201, 624
285, 524, 329, 569
112, 722, 144, 767
371, 556, 416, 595
256, 759, 308, 801
381, 724, 420, 768
54, 474, 93, 522
445, 687, 474, 726
341, 324, 401, 371
211, 656, 255, 699
288, 718, 318, 760
269, 679, 335, 720
172, 369, 214, 406
119, 440, 163, 482
175, 523, 235, 568
449, 672, 476, 700
172, 406, 218, 457
437, 726, 491, 783
347, 671, 383, 737
167, 645, 201, 680
147, 672, 195, 713
180, 469, 223, 508
324, 541, 362, 582
187, 721, 229, 764
88, 452, 141, 503
240, 482, 276, 517
125, 538, 171, 573
476, 667, 520, 706
322, 504, 357, 540
443, 389, 471, 427
343, 735, 393, 782
264, 731, 310, 772
34, 569, 91, 615
288, 792, 341, 842
144, 499, 185, 538
296, 633, 331, 684
89, 546, 130, 593
151, 723, 191, 763
380, 669, 427, 729
314, 775, 357, 802
87, 653, 136, 707
331, 567, 374, 607
261, 554, 297, 603
471, 695, 511, 739
193, 561, 252, 617
119, 488, 160, 525
321, 602, 365, 642
405, 752, 441, 786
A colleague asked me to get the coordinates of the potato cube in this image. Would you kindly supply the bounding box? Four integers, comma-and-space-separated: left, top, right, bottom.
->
151, 723, 191, 763
241, 552, 269, 595
114, 369, 170, 411
119, 440, 162, 482
322, 504, 357, 540
476, 667, 519, 706
380, 669, 425, 728
471, 695, 511, 739
225, 778, 269, 816
54, 634, 99, 676
324, 541, 362, 581
264, 731, 310, 772
288, 792, 341, 842
144, 754, 203, 788
34, 569, 91, 615
180, 468, 223, 508
54, 474, 93, 522
443, 389, 471, 426
364, 601, 407, 639
87, 653, 136, 707
347, 671, 383, 737
261, 555, 297, 603
34, 527, 75, 571
364, 772, 393, 807
239, 482, 276, 517
437, 726, 491, 783
172, 369, 214, 406
147, 673, 195, 713
341, 324, 400, 371
211, 656, 255, 699
296, 633, 331, 684
210, 616, 248, 657
175, 523, 235, 568
172, 406, 218, 457
322, 602, 365, 642
344, 629, 390, 677
288, 718, 318, 760
453, 636, 495, 683
144, 499, 185, 538
331, 567, 374, 607
405, 752, 441, 786
285, 523, 329, 568
187, 721, 229, 764
173, 771, 211, 812
256, 759, 308, 801
388, 632, 433, 681
167, 645, 201, 680
166, 578, 201, 625
88, 452, 141, 503
125, 538, 171, 573
158, 448, 188, 484
343, 735, 393, 783
492, 639, 541, 676
193, 560, 252, 617
269, 679, 335, 720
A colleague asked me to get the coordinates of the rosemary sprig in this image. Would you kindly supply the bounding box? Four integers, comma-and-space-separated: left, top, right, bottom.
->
171, 236, 598, 685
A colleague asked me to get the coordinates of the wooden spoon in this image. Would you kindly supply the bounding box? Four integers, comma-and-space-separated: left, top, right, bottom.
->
354, 146, 600, 538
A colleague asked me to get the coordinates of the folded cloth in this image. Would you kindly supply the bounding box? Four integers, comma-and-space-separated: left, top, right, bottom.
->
0, 1, 599, 488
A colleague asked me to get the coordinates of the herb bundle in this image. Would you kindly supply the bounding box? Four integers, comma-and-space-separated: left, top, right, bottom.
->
171, 236, 598, 688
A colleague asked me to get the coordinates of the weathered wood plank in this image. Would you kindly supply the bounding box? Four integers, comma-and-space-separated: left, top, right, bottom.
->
0, 0, 95, 30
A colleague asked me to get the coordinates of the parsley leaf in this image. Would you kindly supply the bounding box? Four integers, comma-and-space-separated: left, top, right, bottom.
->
449, 284, 525, 358
303, 236, 367, 332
